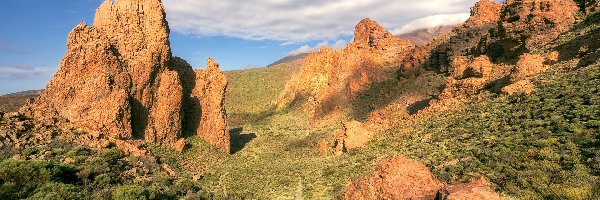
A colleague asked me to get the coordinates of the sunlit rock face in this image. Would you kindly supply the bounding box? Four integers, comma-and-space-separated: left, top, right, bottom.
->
22, 0, 230, 152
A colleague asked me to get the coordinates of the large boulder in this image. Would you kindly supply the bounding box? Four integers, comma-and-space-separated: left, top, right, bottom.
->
344, 156, 444, 200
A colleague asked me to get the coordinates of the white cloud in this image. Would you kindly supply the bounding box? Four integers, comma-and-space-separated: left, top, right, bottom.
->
285, 40, 348, 56
0, 64, 55, 79
163, 0, 481, 42
391, 13, 470, 35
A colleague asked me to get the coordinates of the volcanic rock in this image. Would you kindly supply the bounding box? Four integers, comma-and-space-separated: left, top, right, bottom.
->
20, 22, 133, 139
193, 58, 230, 153
277, 19, 412, 120
500, 0, 579, 51
20, 0, 230, 152
344, 156, 444, 200
333, 121, 372, 154
464, 0, 503, 27
446, 177, 500, 200
440, 56, 498, 99
510, 53, 548, 81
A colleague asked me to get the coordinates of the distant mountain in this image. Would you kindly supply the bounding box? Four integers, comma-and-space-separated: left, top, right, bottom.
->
0, 89, 43, 112
267, 53, 309, 67
396, 25, 455, 46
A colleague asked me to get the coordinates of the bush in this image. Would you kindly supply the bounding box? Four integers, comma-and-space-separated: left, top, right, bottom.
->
0, 159, 78, 199
27, 182, 82, 200
112, 185, 151, 200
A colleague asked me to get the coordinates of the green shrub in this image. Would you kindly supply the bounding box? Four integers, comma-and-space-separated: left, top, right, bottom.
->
112, 185, 151, 200
26, 182, 82, 200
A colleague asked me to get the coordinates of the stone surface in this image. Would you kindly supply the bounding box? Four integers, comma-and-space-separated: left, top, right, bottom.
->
500, 0, 579, 51
344, 156, 444, 200
511, 53, 549, 81
464, 0, 503, 27
333, 121, 372, 153
440, 56, 498, 99
446, 177, 500, 200
193, 58, 230, 153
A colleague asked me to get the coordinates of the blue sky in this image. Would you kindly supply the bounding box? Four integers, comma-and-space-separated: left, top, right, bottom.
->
0, 0, 486, 95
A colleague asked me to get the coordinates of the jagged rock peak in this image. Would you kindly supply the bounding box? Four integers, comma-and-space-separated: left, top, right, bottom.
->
464, 0, 503, 27
193, 58, 229, 153
94, 0, 171, 61
349, 18, 411, 50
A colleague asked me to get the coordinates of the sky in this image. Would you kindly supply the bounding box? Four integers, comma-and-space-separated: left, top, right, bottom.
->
0, 0, 489, 95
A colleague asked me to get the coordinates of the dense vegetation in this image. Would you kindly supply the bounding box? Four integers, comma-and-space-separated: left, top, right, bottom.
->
0, 147, 212, 199
384, 64, 600, 199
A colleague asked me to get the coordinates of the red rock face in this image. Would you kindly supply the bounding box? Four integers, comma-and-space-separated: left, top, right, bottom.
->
464, 0, 503, 27
344, 156, 444, 200
345, 156, 500, 200
193, 58, 230, 153
278, 19, 412, 119
21, 23, 133, 140
500, 0, 579, 51
22, 0, 229, 152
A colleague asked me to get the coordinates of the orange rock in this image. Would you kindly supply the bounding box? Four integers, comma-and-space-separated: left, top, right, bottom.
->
446, 177, 500, 200
318, 139, 329, 156
333, 121, 372, 153
546, 51, 560, 63
277, 19, 412, 120
440, 56, 496, 99
500, 0, 579, 51
464, 0, 503, 27
344, 156, 444, 200
511, 53, 548, 81
174, 138, 187, 152
21, 0, 230, 152
502, 80, 536, 95
193, 58, 230, 153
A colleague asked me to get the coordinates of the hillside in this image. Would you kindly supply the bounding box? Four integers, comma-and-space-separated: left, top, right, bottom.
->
0, 90, 42, 112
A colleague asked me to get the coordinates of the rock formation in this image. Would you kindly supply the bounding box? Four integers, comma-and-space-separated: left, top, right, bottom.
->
439, 56, 501, 99
193, 58, 229, 153
344, 156, 500, 200
344, 156, 445, 200
332, 121, 372, 154
499, 0, 579, 52
464, 0, 503, 27
277, 18, 412, 120
21, 0, 229, 152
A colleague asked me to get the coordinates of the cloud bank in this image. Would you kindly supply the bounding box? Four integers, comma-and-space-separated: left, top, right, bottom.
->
286, 40, 348, 56
0, 64, 55, 79
163, 0, 481, 42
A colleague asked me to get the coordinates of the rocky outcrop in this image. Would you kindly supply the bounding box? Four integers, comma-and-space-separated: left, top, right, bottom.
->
500, 0, 579, 52
501, 53, 549, 95
345, 156, 500, 200
349, 18, 411, 51
344, 156, 444, 200
193, 58, 229, 153
445, 177, 500, 200
440, 56, 500, 99
21, 0, 229, 152
277, 19, 412, 120
464, 0, 503, 27
332, 121, 372, 154
20, 22, 133, 140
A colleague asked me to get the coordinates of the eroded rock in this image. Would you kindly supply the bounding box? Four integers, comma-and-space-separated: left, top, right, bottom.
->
344, 156, 444, 200
500, 0, 579, 51
193, 58, 230, 153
